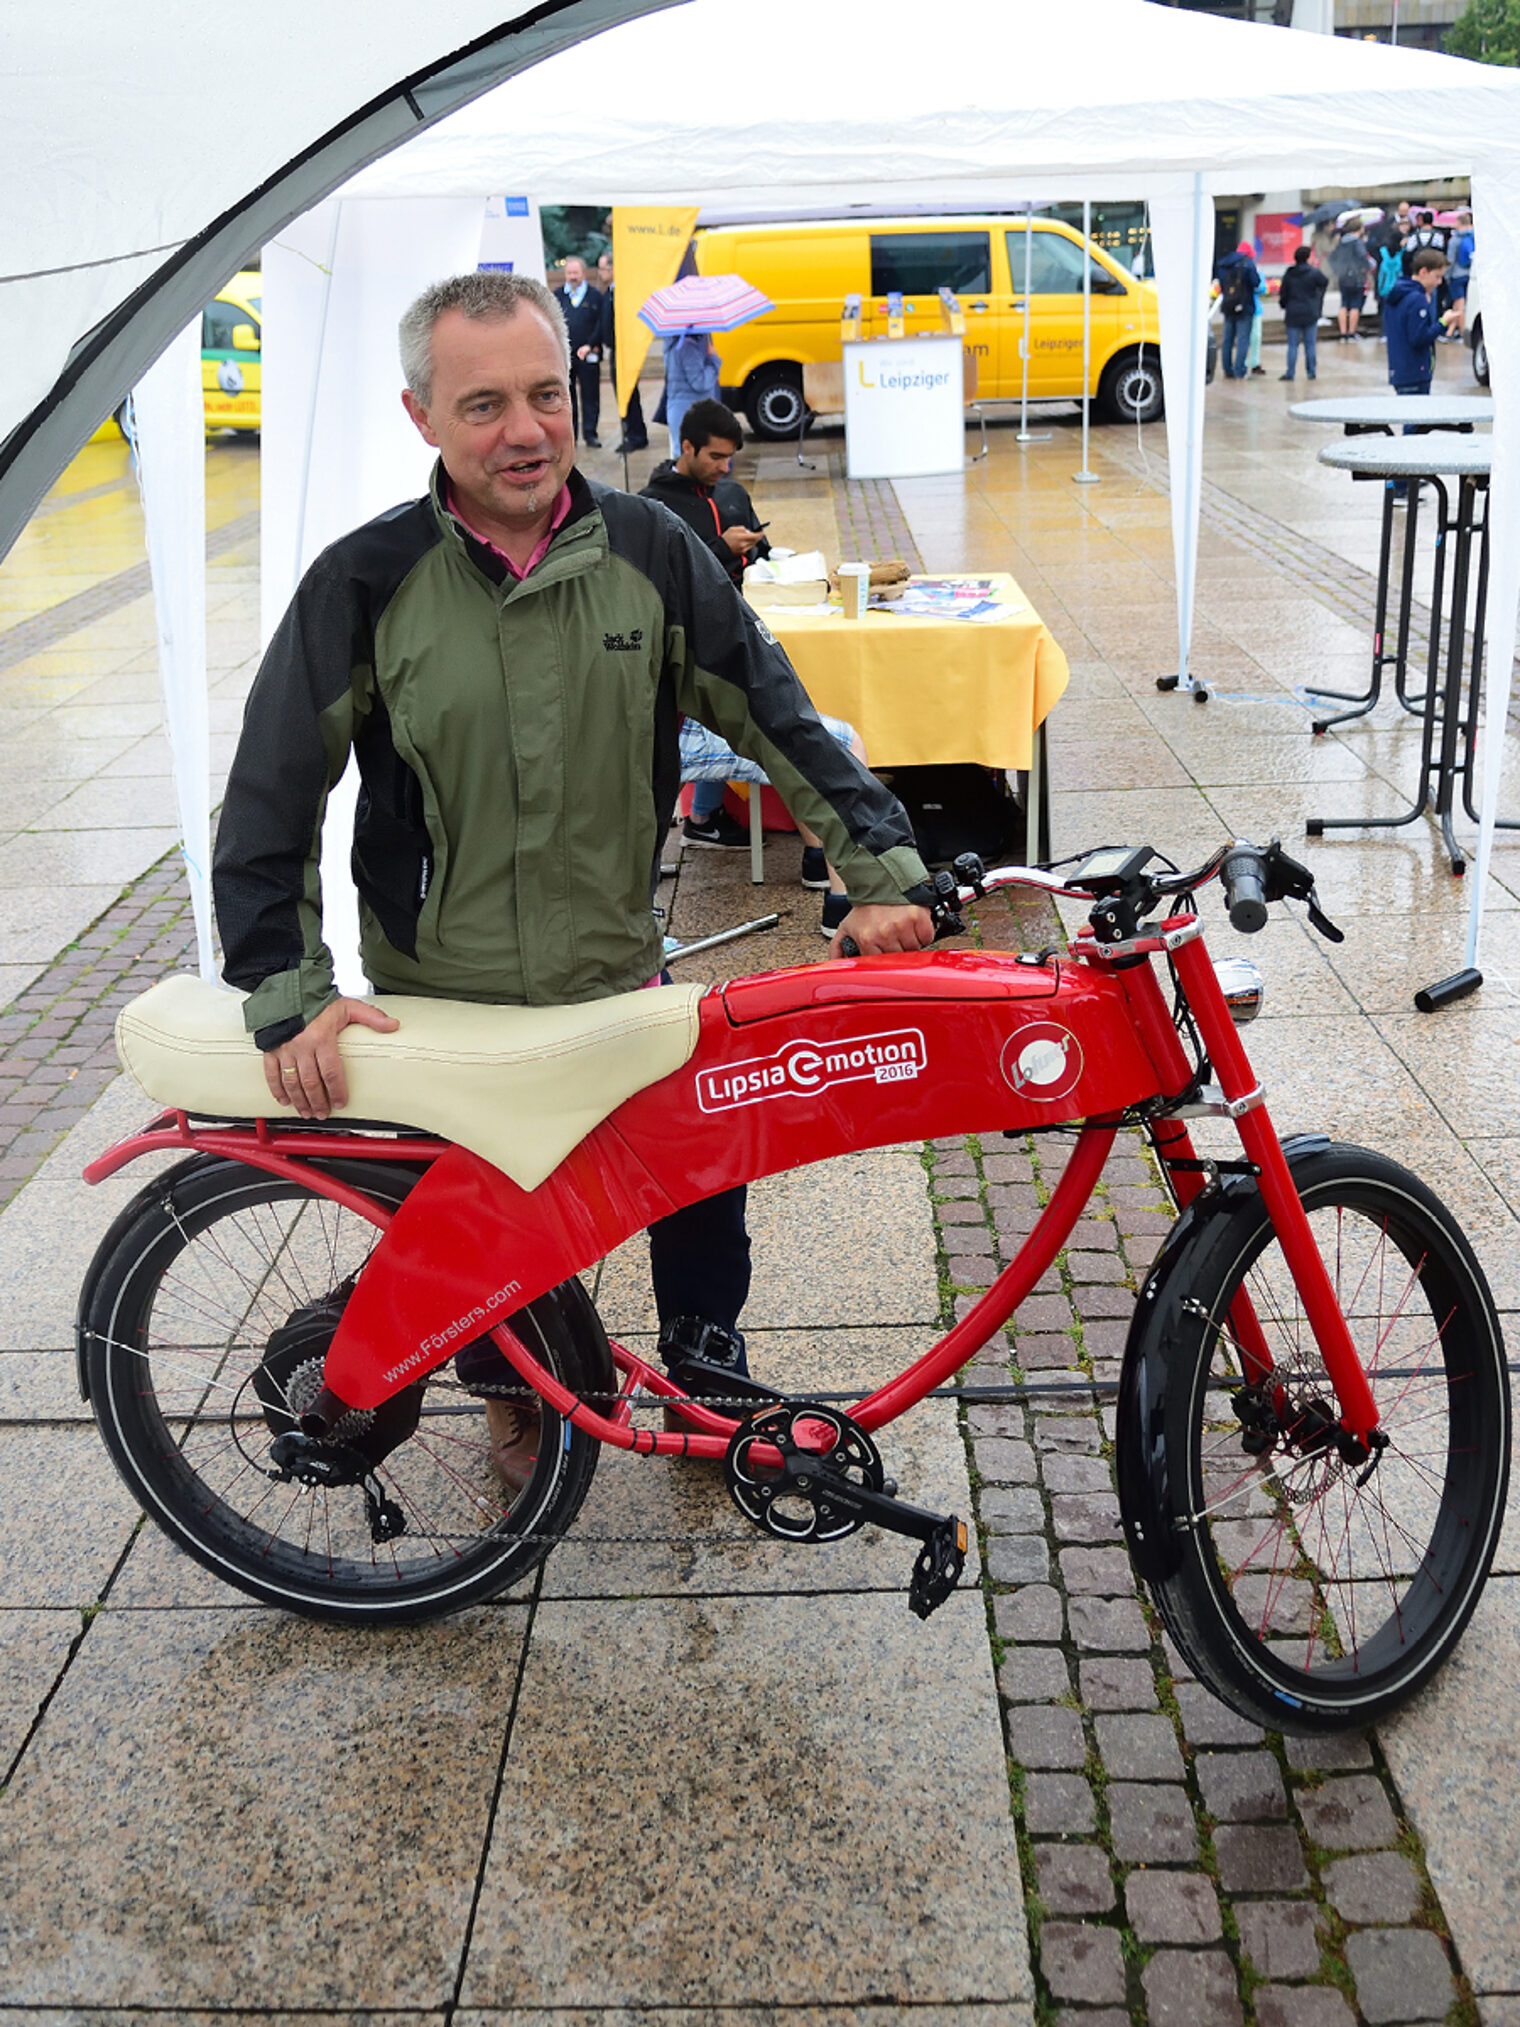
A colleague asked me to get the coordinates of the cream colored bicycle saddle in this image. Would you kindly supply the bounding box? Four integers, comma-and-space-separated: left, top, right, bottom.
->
115, 975, 705, 1192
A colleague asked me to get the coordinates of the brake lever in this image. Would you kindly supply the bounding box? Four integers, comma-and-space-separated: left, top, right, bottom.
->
1261, 839, 1344, 944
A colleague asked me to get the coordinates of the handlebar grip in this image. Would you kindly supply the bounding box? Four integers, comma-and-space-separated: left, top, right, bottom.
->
1221, 847, 1269, 934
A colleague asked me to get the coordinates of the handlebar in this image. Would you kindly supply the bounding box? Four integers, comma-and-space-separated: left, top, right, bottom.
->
832, 838, 1342, 958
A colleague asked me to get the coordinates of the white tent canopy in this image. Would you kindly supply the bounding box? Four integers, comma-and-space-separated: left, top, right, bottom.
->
8, 0, 1520, 972
342, 0, 1520, 966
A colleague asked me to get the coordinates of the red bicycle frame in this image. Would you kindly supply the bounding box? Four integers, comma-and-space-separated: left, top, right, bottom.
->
85, 910, 1379, 1458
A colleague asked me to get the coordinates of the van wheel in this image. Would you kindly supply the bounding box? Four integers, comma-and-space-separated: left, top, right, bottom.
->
1472, 319, 1489, 387
1098, 351, 1165, 425
746, 365, 807, 440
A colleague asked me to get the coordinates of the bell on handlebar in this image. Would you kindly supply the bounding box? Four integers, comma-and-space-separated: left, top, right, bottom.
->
1213, 958, 1266, 1026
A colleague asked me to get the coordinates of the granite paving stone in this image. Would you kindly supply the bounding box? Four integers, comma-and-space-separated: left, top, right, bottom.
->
1236, 1900, 1324, 1980
1343, 1927, 1457, 2024
977, 1438, 1043, 1483
1175, 1680, 1265, 1746
1094, 1711, 1184, 1782
1139, 1948, 1243, 2026
0, 1607, 527, 2005
1039, 1924, 1126, 2007
1284, 1733, 1374, 1772
1033, 1842, 1114, 1915
462, 1593, 1031, 2010
1106, 1783, 1199, 1863
995, 1645, 1073, 1704
1321, 1851, 1423, 1926
1254, 1988, 1358, 2027
1039, 1451, 1113, 1494
1295, 1775, 1401, 1853
986, 1536, 1052, 1586
993, 1585, 1063, 1644
1007, 1705, 1087, 1770
1058, 1546, 1134, 1595
1195, 1749, 1288, 1822
1049, 1493, 1123, 1542
1078, 1656, 1157, 1710
1024, 1772, 1096, 1836
1124, 1867, 1223, 1944
1065, 1594, 1149, 1651
979, 1484, 1045, 1531
1214, 1824, 1311, 1894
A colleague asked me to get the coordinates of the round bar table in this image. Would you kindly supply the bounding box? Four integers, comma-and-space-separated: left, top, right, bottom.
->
1311, 435, 1497, 874
1290, 394, 1492, 730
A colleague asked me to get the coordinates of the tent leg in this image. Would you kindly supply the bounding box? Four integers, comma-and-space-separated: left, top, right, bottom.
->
1074, 197, 1100, 486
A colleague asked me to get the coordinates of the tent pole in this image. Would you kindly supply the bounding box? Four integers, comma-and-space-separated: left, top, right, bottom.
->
1016, 214, 1049, 446
1074, 198, 1099, 484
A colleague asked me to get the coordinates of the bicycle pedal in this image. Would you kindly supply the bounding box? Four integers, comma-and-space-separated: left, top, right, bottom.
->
908, 1515, 969, 1620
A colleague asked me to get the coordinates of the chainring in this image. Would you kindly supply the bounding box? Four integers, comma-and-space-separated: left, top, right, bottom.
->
724, 1401, 884, 1543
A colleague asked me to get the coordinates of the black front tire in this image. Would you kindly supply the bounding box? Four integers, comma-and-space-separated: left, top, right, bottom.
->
1097, 351, 1165, 425
745, 364, 807, 440
1472, 318, 1489, 387
1134, 1144, 1508, 1732
81, 1155, 614, 1623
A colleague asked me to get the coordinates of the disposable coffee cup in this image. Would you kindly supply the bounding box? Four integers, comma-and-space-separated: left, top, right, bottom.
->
838, 562, 870, 619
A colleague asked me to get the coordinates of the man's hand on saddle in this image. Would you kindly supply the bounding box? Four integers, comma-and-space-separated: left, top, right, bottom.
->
829, 902, 935, 960
264, 997, 400, 1120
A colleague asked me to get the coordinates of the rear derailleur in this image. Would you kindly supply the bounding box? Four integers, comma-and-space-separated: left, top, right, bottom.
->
723, 1401, 968, 1620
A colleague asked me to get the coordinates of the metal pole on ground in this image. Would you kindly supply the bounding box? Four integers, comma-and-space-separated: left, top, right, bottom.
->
1016, 216, 1049, 446
1074, 198, 1100, 485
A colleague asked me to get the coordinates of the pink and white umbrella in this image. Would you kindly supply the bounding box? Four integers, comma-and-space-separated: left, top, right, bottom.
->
638, 273, 774, 336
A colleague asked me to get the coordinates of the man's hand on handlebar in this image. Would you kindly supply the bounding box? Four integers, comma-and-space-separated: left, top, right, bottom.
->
829, 902, 936, 959
264, 998, 400, 1120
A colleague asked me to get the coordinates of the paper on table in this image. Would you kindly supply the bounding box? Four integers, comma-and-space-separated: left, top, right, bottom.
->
748, 548, 829, 586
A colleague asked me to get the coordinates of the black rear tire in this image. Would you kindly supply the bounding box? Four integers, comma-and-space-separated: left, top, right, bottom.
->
1097, 350, 1164, 425
81, 1155, 614, 1623
1136, 1144, 1508, 1731
745, 364, 807, 440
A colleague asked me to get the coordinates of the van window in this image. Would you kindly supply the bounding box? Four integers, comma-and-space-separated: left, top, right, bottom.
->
870, 231, 991, 298
1005, 230, 1116, 295
202, 298, 259, 351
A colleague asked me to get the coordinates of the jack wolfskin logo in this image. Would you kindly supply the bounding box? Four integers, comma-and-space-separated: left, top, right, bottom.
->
603, 629, 644, 652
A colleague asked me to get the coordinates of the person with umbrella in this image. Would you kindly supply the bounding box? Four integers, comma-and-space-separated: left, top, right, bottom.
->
639, 274, 775, 454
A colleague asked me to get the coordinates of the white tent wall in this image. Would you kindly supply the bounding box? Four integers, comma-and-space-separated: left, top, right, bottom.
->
130, 321, 214, 983
1465, 154, 1520, 968
261, 195, 487, 995
1148, 177, 1218, 695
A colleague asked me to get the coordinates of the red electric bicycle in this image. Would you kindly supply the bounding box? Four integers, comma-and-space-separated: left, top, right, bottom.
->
75, 839, 1509, 1732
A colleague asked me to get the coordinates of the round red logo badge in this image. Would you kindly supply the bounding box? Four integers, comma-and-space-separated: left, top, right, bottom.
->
999, 1021, 1084, 1104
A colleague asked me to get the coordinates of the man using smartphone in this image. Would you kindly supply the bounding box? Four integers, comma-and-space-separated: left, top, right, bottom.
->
641, 398, 771, 588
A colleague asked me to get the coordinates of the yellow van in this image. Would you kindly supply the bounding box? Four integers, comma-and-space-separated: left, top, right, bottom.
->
695, 218, 1161, 438
200, 271, 263, 434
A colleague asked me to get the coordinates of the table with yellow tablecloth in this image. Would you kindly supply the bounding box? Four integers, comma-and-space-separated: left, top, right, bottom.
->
748, 572, 1068, 771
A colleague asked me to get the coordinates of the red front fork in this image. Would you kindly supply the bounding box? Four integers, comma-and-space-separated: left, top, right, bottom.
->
1167, 937, 1380, 1445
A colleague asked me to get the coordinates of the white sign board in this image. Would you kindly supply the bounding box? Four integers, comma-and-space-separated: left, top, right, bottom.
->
842, 334, 964, 480
479, 195, 546, 280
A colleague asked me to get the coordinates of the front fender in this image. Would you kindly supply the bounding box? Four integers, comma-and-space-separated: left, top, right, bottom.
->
1115, 1134, 1329, 1583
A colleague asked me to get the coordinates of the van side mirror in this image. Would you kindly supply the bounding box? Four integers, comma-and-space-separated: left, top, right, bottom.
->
1090, 273, 1127, 295
231, 323, 259, 352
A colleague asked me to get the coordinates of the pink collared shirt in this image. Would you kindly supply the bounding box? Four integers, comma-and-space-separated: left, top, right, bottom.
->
447, 481, 572, 580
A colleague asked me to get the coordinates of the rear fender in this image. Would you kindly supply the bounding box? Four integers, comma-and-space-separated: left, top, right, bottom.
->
1115, 1133, 1329, 1583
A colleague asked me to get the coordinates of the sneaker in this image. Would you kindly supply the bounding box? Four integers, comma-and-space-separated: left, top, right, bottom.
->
483, 1398, 540, 1496
820, 891, 852, 940
799, 845, 829, 890
1278, 373, 1294, 381
1249, 365, 1265, 376
682, 809, 750, 849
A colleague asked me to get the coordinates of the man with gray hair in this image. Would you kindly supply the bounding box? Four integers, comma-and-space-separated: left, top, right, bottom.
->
212, 268, 934, 1484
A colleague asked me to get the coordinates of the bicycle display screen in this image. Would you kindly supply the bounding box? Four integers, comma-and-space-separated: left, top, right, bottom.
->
1065, 845, 1156, 893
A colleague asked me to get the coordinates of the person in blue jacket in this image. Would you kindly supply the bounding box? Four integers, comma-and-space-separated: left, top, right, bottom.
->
1384, 248, 1451, 395
1215, 242, 1262, 381
662, 330, 722, 454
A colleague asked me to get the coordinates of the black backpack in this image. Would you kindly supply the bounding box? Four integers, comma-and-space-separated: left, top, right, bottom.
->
1220, 263, 1255, 315
875, 764, 1025, 869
